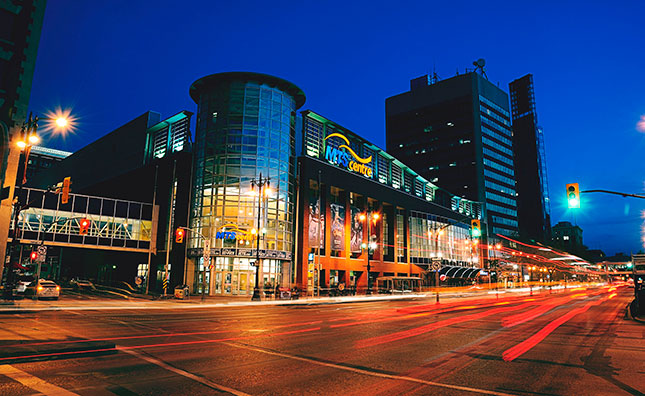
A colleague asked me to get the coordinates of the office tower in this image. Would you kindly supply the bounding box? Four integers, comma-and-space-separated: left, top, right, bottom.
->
509, 74, 551, 242
386, 71, 519, 239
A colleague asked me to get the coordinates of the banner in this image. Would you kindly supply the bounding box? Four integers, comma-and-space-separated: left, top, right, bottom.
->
330, 203, 345, 251
350, 206, 363, 253
308, 198, 323, 249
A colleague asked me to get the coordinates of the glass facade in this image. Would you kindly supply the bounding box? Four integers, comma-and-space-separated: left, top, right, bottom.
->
408, 211, 475, 266
302, 111, 482, 220
188, 72, 305, 294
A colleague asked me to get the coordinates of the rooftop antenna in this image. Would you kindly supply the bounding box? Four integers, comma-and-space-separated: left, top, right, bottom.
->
472, 58, 488, 80
430, 64, 440, 84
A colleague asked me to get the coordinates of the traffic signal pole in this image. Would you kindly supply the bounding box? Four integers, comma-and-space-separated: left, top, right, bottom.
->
581, 189, 645, 199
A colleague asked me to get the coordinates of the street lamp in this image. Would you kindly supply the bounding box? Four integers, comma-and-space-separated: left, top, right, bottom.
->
360, 211, 379, 295
5, 112, 71, 297
250, 173, 270, 301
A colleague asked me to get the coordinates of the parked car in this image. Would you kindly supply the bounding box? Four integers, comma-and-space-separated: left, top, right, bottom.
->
26, 280, 60, 300
14, 275, 36, 295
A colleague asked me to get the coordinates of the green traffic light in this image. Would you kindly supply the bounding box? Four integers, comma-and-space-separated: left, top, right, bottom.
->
566, 183, 580, 209
567, 197, 579, 208
472, 229, 481, 238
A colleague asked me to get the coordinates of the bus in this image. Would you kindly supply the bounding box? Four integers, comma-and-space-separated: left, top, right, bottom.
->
375, 276, 421, 294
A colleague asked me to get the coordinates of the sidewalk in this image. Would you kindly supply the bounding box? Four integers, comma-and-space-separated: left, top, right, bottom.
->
0, 284, 594, 313
0, 288, 522, 313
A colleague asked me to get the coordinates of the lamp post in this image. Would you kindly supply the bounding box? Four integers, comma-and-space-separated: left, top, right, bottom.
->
4, 112, 69, 296
430, 226, 445, 288
359, 211, 379, 295
250, 173, 270, 301
529, 265, 536, 296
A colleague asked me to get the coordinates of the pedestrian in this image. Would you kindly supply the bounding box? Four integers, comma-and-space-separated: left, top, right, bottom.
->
275, 284, 280, 300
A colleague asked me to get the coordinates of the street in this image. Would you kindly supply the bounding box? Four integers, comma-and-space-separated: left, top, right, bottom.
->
0, 285, 642, 396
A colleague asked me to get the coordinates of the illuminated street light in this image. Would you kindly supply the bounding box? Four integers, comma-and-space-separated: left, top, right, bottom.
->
361, 211, 380, 295
6, 110, 72, 292
56, 117, 68, 128
250, 173, 270, 301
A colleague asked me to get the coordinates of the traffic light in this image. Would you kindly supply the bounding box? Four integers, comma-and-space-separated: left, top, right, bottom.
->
79, 218, 90, 235
175, 228, 185, 243
471, 219, 481, 238
30, 251, 38, 261
61, 177, 71, 204
566, 183, 580, 208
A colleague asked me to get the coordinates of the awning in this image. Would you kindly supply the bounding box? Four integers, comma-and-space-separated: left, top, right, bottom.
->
438, 266, 481, 279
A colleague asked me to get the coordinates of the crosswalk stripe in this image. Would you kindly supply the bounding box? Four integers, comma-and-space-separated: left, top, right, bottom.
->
0, 364, 79, 396
119, 347, 251, 396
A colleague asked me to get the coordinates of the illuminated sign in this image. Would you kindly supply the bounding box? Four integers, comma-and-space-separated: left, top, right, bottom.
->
215, 224, 254, 242
324, 133, 373, 177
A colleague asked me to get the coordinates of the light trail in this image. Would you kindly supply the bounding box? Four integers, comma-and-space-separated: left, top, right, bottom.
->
356, 303, 532, 348
502, 295, 611, 362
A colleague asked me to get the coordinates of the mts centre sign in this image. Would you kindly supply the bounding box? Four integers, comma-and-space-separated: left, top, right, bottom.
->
324, 133, 373, 178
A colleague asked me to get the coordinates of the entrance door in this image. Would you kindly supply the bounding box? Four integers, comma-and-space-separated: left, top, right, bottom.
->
239, 272, 248, 295
214, 272, 222, 294
224, 272, 232, 294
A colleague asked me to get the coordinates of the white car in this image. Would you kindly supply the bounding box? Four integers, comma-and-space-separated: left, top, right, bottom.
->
32, 280, 60, 299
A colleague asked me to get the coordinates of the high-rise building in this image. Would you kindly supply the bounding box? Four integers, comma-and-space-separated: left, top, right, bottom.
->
0, 0, 47, 181
0, 0, 47, 281
386, 71, 519, 240
509, 74, 551, 242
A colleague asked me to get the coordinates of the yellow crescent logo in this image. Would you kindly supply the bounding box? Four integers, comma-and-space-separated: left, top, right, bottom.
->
217, 224, 253, 240
324, 133, 372, 164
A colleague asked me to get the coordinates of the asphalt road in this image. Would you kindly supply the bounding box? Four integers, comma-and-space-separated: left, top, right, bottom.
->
0, 285, 642, 396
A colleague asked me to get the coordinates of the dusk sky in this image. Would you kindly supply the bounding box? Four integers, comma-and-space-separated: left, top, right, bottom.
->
29, 1, 645, 256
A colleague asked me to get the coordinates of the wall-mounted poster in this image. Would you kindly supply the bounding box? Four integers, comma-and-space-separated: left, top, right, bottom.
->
350, 206, 363, 253
308, 198, 323, 249
330, 203, 345, 251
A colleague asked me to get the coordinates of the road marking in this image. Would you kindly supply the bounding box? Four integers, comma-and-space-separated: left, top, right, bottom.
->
119, 348, 251, 396
221, 342, 517, 396
0, 364, 79, 395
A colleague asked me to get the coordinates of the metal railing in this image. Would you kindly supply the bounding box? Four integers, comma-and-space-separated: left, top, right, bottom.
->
10, 187, 157, 252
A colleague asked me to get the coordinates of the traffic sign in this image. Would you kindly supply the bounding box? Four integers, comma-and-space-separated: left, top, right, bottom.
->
203, 240, 211, 262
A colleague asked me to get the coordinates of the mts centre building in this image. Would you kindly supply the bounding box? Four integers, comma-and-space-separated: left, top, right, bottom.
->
186, 72, 482, 296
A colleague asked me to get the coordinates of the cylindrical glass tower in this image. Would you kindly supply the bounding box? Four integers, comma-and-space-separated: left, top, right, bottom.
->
188, 72, 305, 295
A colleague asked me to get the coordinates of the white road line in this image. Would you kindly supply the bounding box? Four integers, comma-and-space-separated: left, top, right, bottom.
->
221, 342, 518, 396
0, 364, 79, 396
118, 347, 251, 396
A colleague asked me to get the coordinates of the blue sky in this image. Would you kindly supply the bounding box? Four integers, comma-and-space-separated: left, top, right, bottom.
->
29, 0, 645, 255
